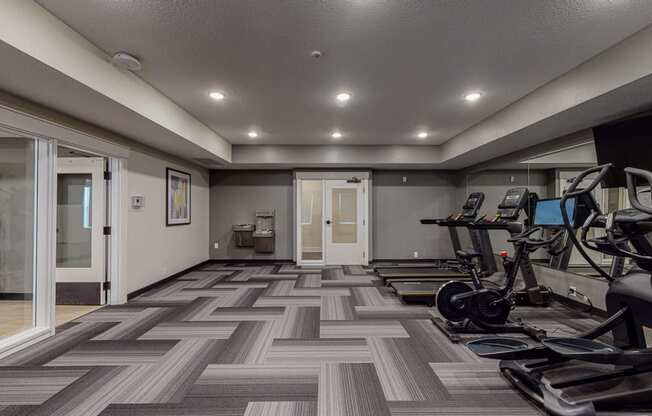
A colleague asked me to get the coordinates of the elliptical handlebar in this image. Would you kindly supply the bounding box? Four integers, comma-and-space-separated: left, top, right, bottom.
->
625, 167, 652, 215
565, 163, 613, 199
561, 163, 614, 282
507, 226, 541, 243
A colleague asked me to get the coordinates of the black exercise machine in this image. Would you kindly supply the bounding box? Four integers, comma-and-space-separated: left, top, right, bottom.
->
377, 192, 492, 286
467, 187, 553, 306
387, 193, 497, 303
392, 188, 552, 305
467, 164, 652, 416
431, 205, 571, 342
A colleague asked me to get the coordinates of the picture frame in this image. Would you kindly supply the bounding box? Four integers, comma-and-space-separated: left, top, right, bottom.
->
166, 168, 191, 226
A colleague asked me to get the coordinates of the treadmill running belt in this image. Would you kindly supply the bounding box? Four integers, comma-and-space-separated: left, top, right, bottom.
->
376, 267, 463, 277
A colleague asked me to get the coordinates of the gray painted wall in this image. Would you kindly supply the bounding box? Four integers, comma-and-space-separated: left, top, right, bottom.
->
209, 170, 461, 261
372, 171, 458, 260
210, 170, 294, 260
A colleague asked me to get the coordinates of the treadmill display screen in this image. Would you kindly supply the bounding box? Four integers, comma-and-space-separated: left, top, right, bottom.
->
534, 198, 576, 227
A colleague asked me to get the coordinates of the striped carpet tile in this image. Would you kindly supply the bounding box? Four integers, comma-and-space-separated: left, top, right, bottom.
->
318, 362, 391, 416
45, 340, 177, 366
244, 401, 316, 416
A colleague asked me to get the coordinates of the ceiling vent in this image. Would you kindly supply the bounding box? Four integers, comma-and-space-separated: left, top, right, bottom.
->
110, 52, 142, 72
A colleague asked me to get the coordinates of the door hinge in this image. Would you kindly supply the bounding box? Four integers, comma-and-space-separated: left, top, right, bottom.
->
363, 251, 366, 258
363, 219, 366, 226
103, 281, 111, 291
104, 171, 112, 180
103, 226, 112, 235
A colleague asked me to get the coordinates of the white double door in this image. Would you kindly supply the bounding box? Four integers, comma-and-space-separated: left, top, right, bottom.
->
298, 178, 367, 265
323, 180, 365, 265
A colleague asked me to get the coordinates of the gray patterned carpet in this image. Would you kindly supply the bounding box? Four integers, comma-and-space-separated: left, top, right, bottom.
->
0, 263, 603, 415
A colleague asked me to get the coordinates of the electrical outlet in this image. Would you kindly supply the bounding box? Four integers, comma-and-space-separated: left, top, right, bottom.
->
568, 286, 577, 297
402, 176, 407, 183
214, 242, 219, 249
413, 251, 419, 258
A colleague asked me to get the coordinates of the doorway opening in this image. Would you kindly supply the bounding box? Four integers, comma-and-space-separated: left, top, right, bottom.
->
295, 172, 370, 266
54, 146, 110, 325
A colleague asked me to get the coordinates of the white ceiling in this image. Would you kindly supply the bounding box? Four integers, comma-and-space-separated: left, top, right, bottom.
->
35, 0, 652, 146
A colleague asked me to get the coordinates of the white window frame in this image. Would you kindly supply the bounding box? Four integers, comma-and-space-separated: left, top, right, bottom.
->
294, 171, 371, 266
0, 133, 57, 358
0, 105, 129, 357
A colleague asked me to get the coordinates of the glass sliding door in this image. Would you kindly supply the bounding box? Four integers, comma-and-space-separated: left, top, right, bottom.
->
0, 135, 37, 339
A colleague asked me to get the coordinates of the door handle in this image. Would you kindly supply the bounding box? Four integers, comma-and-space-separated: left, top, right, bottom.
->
326, 220, 332, 225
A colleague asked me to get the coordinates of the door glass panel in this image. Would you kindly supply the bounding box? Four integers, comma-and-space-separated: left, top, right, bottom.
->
57, 174, 92, 268
332, 188, 357, 244
0, 136, 36, 338
301, 180, 323, 260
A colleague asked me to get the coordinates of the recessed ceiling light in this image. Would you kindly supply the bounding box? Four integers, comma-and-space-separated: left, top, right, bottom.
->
335, 92, 351, 103
209, 91, 225, 101
464, 91, 483, 102
247, 130, 259, 138
417, 131, 429, 139
331, 131, 343, 139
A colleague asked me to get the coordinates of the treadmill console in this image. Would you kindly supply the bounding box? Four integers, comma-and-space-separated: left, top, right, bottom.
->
496, 187, 530, 220
472, 187, 535, 228
421, 192, 486, 224
461, 192, 485, 219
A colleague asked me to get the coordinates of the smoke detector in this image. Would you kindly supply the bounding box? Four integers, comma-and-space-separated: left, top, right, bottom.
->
111, 52, 142, 71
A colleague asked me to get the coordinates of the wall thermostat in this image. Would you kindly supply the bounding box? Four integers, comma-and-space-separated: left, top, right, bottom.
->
131, 195, 145, 209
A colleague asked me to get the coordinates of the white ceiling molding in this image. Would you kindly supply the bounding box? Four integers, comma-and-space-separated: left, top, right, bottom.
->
0, 0, 231, 162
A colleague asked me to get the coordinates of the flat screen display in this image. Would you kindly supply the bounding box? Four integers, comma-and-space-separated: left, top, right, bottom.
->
534, 198, 576, 227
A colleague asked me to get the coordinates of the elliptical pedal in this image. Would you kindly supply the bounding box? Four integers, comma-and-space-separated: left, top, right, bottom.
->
542, 338, 623, 364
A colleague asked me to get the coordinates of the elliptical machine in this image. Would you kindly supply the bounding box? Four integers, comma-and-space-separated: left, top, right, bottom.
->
466, 164, 652, 416
433, 223, 565, 342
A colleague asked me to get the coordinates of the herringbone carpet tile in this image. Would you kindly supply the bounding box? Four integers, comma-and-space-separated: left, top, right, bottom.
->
0, 263, 600, 415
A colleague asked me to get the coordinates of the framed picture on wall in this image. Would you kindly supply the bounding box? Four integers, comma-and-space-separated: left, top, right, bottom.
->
166, 168, 191, 226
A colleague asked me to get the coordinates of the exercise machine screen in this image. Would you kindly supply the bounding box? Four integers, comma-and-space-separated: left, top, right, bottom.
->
534, 198, 576, 227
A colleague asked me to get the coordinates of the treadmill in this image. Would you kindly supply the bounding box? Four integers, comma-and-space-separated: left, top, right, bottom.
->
376, 192, 491, 284
388, 193, 497, 303
392, 188, 537, 304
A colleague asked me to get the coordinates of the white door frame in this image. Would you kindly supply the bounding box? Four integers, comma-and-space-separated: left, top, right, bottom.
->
53, 147, 127, 305
294, 171, 370, 266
